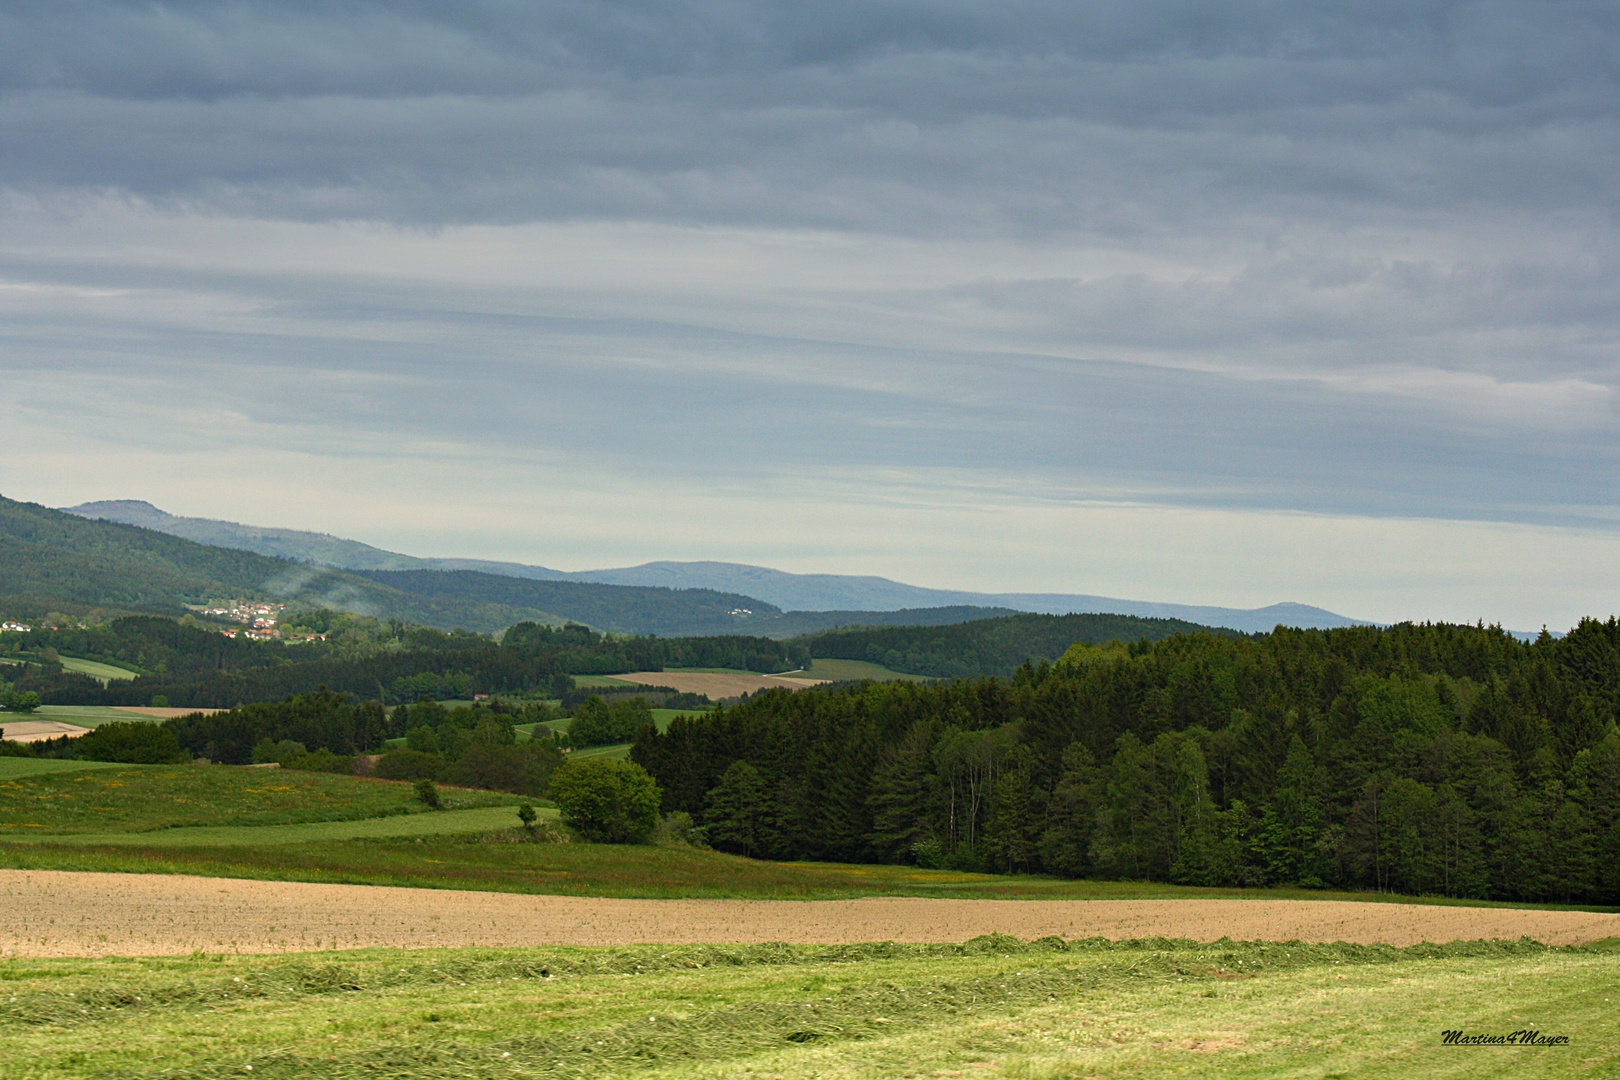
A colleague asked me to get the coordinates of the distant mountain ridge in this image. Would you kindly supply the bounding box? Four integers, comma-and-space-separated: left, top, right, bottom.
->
65, 500, 1371, 633
16, 496, 1016, 637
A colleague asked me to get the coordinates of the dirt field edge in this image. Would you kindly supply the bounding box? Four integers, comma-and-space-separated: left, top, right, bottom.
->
5, 869, 1620, 957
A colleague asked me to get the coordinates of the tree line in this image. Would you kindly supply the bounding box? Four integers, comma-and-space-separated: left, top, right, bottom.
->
634, 619, 1620, 903
801, 611, 1241, 679
4, 616, 808, 707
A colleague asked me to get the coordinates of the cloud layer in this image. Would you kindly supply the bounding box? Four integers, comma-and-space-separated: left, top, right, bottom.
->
1, 1, 1617, 626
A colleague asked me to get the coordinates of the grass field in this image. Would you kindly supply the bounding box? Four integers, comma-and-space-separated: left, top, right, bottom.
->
568, 743, 631, 760
1, 833, 1611, 912
0, 937, 1611, 1079
19, 804, 553, 847
57, 656, 139, 682
790, 658, 932, 682
0, 764, 515, 836
0, 656, 138, 683
29, 705, 160, 728
0, 758, 129, 779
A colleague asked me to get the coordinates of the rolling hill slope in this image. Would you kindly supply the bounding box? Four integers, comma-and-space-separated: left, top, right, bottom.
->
8, 497, 1012, 638
0, 496, 667, 634
65, 501, 1368, 632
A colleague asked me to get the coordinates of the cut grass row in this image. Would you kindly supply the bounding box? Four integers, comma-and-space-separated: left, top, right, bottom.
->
2, 937, 1613, 1079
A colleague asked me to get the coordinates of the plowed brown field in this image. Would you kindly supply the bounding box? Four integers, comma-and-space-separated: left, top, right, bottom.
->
0, 720, 91, 742
4, 870, 1616, 957
614, 670, 825, 698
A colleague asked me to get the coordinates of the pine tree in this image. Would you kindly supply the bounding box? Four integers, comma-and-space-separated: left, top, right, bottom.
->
867, 721, 936, 863
704, 760, 770, 857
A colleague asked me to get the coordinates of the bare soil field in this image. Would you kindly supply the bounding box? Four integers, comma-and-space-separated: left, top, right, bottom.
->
615, 670, 826, 698
4, 869, 1617, 957
0, 720, 91, 743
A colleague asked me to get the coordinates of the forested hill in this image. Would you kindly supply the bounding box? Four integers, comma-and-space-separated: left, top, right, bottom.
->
353, 569, 780, 637
798, 612, 1242, 677
6, 495, 1020, 638
355, 571, 1020, 639
635, 618, 1620, 904
0, 496, 782, 635
0, 494, 581, 629
2, 617, 807, 709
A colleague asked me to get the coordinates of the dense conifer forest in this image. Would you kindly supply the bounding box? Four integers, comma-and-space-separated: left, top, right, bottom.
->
802, 612, 1244, 677
634, 619, 1620, 903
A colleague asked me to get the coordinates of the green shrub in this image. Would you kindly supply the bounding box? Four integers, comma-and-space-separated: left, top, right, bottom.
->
375, 748, 443, 781
282, 747, 354, 774
912, 837, 946, 869
414, 778, 442, 809
0, 735, 34, 758
441, 741, 562, 797
73, 721, 190, 764
0, 690, 40, 714
546, 757, 661, 843
252, 738, 307, 766
652, 810, 707, 847
566, 696, 653, 748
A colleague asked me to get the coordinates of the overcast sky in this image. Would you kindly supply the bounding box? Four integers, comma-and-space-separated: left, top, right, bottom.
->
2, 1, 1617, 629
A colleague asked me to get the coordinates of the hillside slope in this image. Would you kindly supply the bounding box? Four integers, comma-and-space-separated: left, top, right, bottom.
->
16, 497, 1012, 638
354, 569, 778, 637
64, 502, 1367, 632
0, 496, 565, 631
66, 500, 570, 578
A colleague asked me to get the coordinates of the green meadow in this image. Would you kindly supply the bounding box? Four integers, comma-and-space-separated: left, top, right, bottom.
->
4, 832, 1612, 910
20, 804, 554, 847
0, 655, 137, 683
0, 763, 516, 836
2, 938, 1614, 1080
31, 705, 165, 728
56, 656, 138, 682
790, 657, 930, 682
0, 758, 129, 780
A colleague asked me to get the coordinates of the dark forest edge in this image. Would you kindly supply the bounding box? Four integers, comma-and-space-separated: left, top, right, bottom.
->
633, 618, 1620, 906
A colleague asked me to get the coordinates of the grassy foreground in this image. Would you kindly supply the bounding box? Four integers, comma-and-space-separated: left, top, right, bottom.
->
2, 937, 1613, 1079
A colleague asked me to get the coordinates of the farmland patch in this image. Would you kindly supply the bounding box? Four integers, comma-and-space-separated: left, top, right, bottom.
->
613, 670, 825, 699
